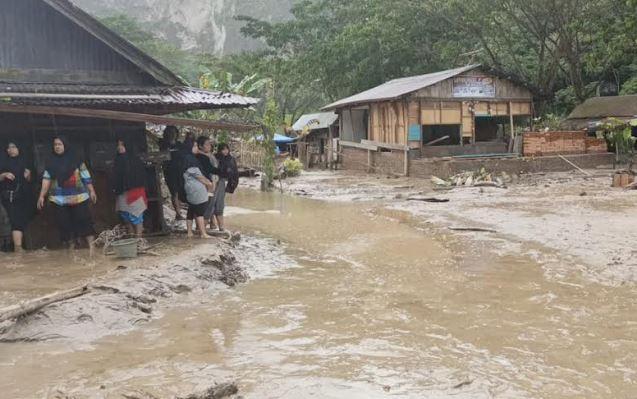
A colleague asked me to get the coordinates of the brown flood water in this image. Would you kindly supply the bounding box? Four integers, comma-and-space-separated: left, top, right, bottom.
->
1, 189, 637, 398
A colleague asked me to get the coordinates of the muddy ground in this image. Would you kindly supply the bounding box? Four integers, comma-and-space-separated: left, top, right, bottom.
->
251, 168, 637, 287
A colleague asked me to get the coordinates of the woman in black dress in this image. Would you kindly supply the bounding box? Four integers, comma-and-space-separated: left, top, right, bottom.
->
0, 142, 33, 252
159, 126, 185, 220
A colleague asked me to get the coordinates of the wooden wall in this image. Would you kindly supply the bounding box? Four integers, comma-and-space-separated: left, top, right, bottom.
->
0, 113, 164, 249
369, 102, 407, 145
0, 0, 157, 85
339, 68, 534, 146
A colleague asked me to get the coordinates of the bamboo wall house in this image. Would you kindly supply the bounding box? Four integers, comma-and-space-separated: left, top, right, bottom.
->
0, 0, 259, 248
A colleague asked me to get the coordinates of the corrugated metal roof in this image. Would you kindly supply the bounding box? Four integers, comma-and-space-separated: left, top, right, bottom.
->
292, 112, 338, 131
0, 82, 259, 111
567, 95, 637, 119
322, 64, 480, 110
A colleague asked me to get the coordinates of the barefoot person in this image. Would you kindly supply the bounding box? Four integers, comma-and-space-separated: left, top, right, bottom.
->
0, 142, 33, 252
113, 139, 148, 238
37, 136, 97, 251
212, 143, 239, 232
159, 126, 185, 220
182, 138, 213, 238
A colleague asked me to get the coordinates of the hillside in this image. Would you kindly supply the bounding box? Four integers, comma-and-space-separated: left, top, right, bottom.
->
73, 0, 292, 55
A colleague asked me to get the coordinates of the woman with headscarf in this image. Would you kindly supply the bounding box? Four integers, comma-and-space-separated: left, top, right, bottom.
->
211, 143, 238, 232
0, 142, 33, 252
181, 138, 213, 238
159, 126, 185, 220
113, 139, 148, 237
37, 136, 97, 252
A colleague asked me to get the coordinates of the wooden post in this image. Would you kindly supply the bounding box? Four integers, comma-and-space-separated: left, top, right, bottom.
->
367, 149, 372, 173
328, 124, 334, 170
403, 148, 409, 177
509, 101, 515, 153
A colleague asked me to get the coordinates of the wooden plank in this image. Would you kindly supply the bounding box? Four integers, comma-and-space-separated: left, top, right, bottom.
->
339, 140, 378, 151
361, 139, 409, 151
0, 104, 260, 132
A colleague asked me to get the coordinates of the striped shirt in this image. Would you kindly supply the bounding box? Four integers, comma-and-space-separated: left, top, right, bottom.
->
43, 162, 93, 206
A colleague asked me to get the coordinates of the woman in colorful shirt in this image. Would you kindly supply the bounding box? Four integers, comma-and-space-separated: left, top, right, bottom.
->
113, 139, 148, 237
0, 141, 33, 252
37, 136, 97, 251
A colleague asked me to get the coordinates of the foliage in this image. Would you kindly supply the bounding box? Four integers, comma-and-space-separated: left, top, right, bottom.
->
620, 76, 637, 95
260, 85, 280, 190
598, 118, 636, 165
283, 158, 303, 177
532, 114, 563, 131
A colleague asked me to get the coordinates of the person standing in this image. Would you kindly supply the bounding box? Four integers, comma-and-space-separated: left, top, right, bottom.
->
182, 139, 213, 238
113, 139, 148, 237
159, 126, 184, 220
212, 143, 239, 232
37, 136, 97, 252
195, 136, 219, 228
0, 142, 33, 252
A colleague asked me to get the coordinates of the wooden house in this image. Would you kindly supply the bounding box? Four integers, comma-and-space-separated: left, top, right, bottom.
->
322, 65, 533, 159
291, 112, 338, 168
0, 0, 259, 249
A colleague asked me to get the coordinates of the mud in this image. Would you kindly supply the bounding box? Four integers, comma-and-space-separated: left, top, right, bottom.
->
2, 169, 637, 398
0, 236, 288, 345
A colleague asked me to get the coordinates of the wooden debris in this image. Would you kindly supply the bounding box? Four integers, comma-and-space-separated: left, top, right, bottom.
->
453, 380, 474, 389
0, 285, 89, 323
177, 382, 239, 399
449, 227, 497, 233
407, 196, 450, 203
558, 154, 592, 176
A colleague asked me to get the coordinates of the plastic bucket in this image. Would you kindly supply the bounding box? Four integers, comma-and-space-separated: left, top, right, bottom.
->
111, 238, 138, 259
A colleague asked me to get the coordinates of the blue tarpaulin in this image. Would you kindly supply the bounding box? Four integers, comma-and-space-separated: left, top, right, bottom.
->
255, 134, 296, 144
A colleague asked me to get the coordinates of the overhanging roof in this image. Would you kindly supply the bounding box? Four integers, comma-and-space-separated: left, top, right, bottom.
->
0, 82, 260, 114
322, 64, 480, 110
567, 95, 637, 120
292, 112, 338, 132
42, 0, 183, 86
0, 104, 261, 132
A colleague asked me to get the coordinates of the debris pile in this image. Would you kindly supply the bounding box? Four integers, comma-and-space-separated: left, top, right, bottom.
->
431, 168, 511, 189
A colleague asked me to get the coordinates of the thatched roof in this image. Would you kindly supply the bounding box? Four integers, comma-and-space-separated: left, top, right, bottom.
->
567, 95, 637, 119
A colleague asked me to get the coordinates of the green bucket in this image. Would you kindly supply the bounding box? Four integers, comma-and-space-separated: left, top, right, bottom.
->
111, 238, 138, 259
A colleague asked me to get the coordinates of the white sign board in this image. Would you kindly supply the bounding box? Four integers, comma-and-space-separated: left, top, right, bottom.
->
452, 76, 496, 98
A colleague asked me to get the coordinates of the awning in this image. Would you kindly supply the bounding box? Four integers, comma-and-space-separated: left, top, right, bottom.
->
0, 104, 260, 132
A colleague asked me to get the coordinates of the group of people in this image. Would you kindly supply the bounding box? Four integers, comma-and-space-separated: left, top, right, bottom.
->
0, 127, 237, 252
160, 126, 238, 239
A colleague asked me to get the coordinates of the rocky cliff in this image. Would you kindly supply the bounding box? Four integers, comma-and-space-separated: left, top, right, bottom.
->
73, 0, 292, 55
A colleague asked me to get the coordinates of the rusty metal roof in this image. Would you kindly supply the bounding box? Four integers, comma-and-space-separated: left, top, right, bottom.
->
322, 64, 480, 110
0, 82, 259, 113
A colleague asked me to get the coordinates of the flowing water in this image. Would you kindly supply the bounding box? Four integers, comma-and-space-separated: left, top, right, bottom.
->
1, 190, 636, 398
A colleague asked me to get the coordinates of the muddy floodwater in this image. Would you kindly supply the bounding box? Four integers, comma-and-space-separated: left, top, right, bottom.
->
1, 187, 637, 398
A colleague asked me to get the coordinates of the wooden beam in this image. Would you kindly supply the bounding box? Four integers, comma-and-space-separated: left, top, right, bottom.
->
0, 104, 260, 132
361, 139, 408, 151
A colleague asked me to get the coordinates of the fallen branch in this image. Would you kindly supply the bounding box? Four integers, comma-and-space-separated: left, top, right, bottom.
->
624, 181, 637, 190
449, 227, 497, 233
558, 155, 592, 176
407, 196, 450, 203
0, 285, 89, 323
